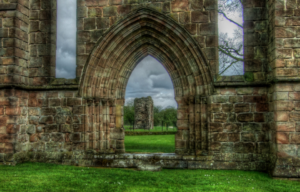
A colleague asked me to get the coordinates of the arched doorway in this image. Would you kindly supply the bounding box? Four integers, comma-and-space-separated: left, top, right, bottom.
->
124, 55, 177, 153
79, 8, 213, 155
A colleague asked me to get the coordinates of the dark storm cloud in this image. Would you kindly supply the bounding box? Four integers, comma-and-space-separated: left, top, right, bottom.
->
150, 74, 174, 89
55, 0, 77, 79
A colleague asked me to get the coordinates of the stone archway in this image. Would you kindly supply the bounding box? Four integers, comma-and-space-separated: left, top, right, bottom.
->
79, 8, 213, 155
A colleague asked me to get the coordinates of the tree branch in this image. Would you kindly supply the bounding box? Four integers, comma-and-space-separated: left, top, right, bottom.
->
219, 60, 240, 76
218, 10, 243, 29
218, 46, 244, 62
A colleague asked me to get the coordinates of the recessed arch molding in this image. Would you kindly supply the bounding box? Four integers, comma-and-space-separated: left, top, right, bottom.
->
79, 8, 213, 155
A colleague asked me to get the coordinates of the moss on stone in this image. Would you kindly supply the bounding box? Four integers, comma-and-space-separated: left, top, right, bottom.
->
244, 72, 254, 82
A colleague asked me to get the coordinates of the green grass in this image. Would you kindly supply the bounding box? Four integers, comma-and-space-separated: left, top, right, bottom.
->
124, 125, 177, 132
1, 162, 300, 192
125, 135, 175, 153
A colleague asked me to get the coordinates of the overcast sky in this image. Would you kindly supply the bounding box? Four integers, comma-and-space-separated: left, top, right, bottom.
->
56, 0, 242, 108
125, 56, 177, 108
56, 0, 77, 79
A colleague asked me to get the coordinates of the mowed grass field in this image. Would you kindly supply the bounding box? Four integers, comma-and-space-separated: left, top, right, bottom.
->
125, 135, 175, 153
1, 162, 299, 192
124, 125, 177, 132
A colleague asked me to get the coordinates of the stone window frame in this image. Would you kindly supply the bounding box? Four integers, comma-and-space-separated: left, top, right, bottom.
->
215, 1, 268, 85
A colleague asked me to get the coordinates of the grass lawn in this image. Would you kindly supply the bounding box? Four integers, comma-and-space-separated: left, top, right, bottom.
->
125, 135, 175, 153
124, 125, 177, 132
1, 162, 299, 192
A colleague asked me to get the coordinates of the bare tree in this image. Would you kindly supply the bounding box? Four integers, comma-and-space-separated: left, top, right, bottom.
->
218, 0, 244, 76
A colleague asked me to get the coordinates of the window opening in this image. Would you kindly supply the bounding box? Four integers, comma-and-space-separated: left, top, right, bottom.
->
218, 0, 244, 76
56, 0, 77, 79
124, 56, 177, 153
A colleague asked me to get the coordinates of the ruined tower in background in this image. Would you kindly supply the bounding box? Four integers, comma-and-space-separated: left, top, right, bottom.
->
134, 97, 154, 130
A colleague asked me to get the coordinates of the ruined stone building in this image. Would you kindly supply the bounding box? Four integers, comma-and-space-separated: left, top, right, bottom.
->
134, 97, 154, 130
0, 0, 299, 179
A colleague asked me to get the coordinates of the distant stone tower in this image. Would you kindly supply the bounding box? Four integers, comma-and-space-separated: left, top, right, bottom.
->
134, 96, 154, 129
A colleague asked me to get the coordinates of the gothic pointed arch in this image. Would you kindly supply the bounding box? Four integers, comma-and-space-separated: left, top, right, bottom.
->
78, 7, 213, 155
79, 7, 213, 99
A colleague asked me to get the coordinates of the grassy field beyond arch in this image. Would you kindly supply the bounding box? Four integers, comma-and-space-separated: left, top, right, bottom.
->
125, 135, 175, 153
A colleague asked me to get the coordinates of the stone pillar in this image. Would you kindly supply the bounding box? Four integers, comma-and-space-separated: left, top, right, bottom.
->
176, 96, 189, 154
134, 97, 154, 130
113, 99, 125, 153
268, 0, 300, 178
28, 0, 56, 84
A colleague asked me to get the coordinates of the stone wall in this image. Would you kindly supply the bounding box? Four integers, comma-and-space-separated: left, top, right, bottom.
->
0, 0, 299, 179
134, 96, 153, 130
77, 0, 218, 78
0, 1, 29, 85
209, 87, 270, 168
267, 0, 300, 178
0, 89, 28, 158
268, 83, 300, 177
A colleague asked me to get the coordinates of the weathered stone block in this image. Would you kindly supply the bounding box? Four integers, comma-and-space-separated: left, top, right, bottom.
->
88, 7, 102, 18
290, 113, 300, 121
212, 133, 228, 142
277, 132, 289, 144
242, 123, 262, 132
237, 88, 253, 95
51, 133, 64, 142
44, 125, 58, 133
60, 124, 72, 133
289, 92, 300, 100
26, 124, 36, 134
242, 133, 255, 142
49, 99, 61, 107
84, 18, 96, 30
54, 116, 66, 124
73, 106, 84, 115
39, 116, 54, 124
220, 143, 234, 153
229, 96, 243, 103
228, 133, 240, 142
256, 103, 269, 113
222, 104, 233, 112
171, 0, 189, 12
210, 123, 222, 132
213, 113, 227, 122
276, 122, 295, 132
276, 27, 296, 38
29, 134, 39, 142
275, 68, 298, 76
103, 6, 117, 17
224, 123, 241, 132
254, 113, 264, 122
41, 108, 56, 116
184, 23, 197, 35
290, 133, 300, 144
274, 112, 289, 122
191, 11, 208, 23
235, 104, 250, 113
210, 103, 221, 112
234, 142, 255, 153
200, 23, 216, 35
237, 113, 253, 122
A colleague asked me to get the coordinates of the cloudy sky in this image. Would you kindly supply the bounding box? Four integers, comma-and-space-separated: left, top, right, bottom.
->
56, 0, 242, 108
124, 56, 177, 108
56, 0, 77, 79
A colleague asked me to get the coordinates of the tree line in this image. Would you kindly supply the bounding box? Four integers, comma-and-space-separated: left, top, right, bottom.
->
123, 100, 177, 128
